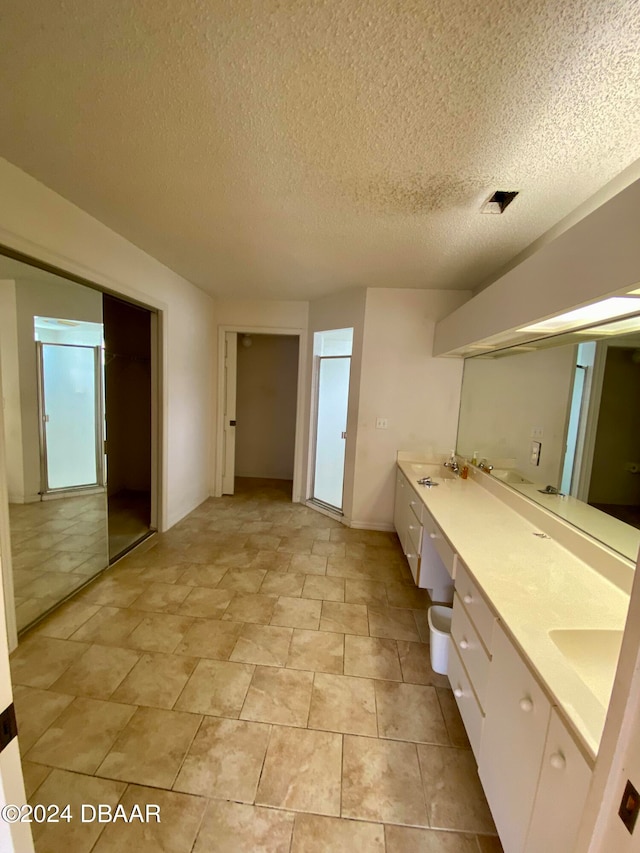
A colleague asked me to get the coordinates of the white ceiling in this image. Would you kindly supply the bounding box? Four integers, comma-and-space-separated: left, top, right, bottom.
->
1, 0, 640, 301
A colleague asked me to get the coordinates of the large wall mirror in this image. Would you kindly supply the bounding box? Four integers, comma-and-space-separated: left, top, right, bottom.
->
457, 321, 640, 563
0, 250, 156, 635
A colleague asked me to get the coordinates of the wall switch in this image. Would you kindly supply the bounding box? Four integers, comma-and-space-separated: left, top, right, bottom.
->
375, 418, 388, 430
531, 426, 544, 439
619, 779, 640, 834
530, 441, 541, 466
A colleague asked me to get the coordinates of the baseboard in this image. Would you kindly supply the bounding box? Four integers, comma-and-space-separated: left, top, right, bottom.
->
349, 520, 395, 532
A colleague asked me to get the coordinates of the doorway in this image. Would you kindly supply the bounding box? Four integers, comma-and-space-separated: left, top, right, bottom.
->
309, 328, 353, 514
103, 294, 155, 560
222, 332, 299, 496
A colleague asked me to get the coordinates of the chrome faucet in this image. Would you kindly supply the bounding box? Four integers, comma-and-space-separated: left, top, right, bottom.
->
478, 459, 494, 472
444, 457, 460, 475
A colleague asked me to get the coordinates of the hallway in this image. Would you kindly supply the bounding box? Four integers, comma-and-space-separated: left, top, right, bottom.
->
10, 478, 500, 852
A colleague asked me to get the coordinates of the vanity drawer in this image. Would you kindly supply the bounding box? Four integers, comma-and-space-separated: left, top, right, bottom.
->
407, 491, 424, 525
455, 560, 496, 654
448, 643, 484, 761
407, 550, 420, 585
422, 509, 456, 579
452, 592, 490, 709
406, 515, 423, 556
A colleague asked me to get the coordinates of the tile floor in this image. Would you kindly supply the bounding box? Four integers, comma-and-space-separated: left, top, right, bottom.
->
11, 478, 503, 852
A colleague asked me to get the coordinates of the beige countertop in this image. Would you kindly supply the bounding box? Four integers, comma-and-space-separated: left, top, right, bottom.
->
397, 454, 632, 761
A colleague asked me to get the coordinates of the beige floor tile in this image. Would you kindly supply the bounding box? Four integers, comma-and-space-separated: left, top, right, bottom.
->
342, 735, 427, 826
92, 784, 207, 853
29, 769, 126, 853
386, 583, 431, 609
177, 564, 229, 587
245, 533, 281, 551
260, 571, 305, 597
251, 551, 292, 572
256, 726, 342, 815
385, 825, 480, 852
230, 623, 293, 667
130, 581, 192, 612
175, 659, 254, 716
97, 706, 201, 787
136, 563, 193, 584
69, 606, 145, 645
278, 538, 313, 556
437, 687, 472, 748
21, 760, 52, 798
375, 681, 449, 744
477, 835, 504, 852
344, 579, 388, 607
124, 613, 195, 654
325, 556, 375, 580
193, 800, 294, 853
344, 635, 402, 681
319, 601, 369, 635
10, 636, 90, 689
222, 592, 278, 624
216, 568, 268, 592
311, 541, 346, 558
368, 606, 421, 641
26, 697, 136, 774
13, 685, 74, 752
302, 575, 345, 602
286, 629, 344, 675
175, 618, 243, 659
289, 554, 327, 575
51, 644, 140, 699
111, 651, 197, 708
241, 666, 314, 727
174, 716, 270, 802
308, 673, 377, 736
32, 601, 101, 639
417, 744, 496, 833
271, 595, 322, 630
78, 575, 149, 607
292, 814, 385, 852
177, 585, 234, 617
413, 608, 430, 643
398, 640, 449, 686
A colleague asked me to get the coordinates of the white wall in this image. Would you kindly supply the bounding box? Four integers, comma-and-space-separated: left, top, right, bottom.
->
0, 281, 23, 502
457, 346, 576, 487
434, 177, 640, 355
235, 334, 299, 480
350, 288, 469, 527
0, 157, 215, 529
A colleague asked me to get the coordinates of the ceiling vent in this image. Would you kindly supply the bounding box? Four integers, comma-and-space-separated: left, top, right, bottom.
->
481, 190, 519, 214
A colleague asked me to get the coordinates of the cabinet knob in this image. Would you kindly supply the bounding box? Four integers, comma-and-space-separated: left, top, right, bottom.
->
550, 752, 566, 770
406, 554, 414, 559
459, 638, 469, 650
454, 687, 463, 698
410, 500, 416, 506
519, 697, 533, 713
429, 532, 438, 539
463, 594, 473, 604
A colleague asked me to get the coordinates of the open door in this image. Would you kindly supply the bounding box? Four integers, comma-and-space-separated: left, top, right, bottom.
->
222, 331, 237, 495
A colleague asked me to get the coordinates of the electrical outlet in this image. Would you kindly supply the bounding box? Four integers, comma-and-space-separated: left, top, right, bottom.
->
619, 779, 640, 834
375, 418, 388, 430
530, 441, 541, 466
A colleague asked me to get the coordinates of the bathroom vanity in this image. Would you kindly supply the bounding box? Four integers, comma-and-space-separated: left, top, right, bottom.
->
394, 453, 632, 853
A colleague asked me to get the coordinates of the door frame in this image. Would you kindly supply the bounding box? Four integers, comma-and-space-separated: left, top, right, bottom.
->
214, 324, 307, 501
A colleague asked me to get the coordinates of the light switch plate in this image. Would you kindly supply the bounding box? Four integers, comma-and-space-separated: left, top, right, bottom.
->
375, 418, 388, 430
530, 441, 541, 466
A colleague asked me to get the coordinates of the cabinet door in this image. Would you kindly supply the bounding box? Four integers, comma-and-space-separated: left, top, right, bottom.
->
393, 471, 408, 549
524, 709, 592, 853
479, 623, 551, 853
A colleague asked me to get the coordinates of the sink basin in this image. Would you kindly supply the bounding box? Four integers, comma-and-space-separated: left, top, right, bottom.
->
409, 464, 455, 480
549, 629, 623, 706
491, 468, 532, 485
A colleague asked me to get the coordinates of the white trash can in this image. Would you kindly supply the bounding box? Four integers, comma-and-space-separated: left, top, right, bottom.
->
428, 605, 453, 675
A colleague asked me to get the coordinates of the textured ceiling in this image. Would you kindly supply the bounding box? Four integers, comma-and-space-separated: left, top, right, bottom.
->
1, 0, 640, 300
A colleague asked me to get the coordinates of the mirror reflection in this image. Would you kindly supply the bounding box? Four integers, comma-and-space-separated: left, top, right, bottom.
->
0, 257, 109, 631
457, 328, 640, 562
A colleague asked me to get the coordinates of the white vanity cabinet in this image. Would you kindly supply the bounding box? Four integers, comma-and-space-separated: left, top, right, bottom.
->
394, 468, 454, 600
524, 709, 592, 853
479, 622, 552, 853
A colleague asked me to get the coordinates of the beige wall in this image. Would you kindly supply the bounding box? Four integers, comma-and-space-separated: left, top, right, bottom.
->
457, 346, 576, 487
235, 334, 299, 480
350, 288, 469, 527
0, 157, 215, 529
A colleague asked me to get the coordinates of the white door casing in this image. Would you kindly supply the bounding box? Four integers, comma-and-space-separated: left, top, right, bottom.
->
222, 331, 237, 495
